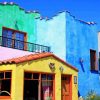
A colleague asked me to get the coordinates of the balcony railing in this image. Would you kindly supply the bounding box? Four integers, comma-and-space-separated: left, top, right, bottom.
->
0, 36, 51, 53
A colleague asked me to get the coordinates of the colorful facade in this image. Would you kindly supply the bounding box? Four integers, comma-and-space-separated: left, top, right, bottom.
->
36, 12, 100, 97
0, 52, 78, 100
0, 2, 99, 98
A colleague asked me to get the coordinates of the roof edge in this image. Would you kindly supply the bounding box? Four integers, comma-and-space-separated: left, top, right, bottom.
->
0, 52, 78, 72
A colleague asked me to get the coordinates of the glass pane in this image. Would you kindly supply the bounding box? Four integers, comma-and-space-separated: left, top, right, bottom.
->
0, 72, 4, 79
24, 73, 32, 79
7, 30, 13, 38
19, 33, 24, 41
41, 74, 46, 80
33, 73, 39, 79
5, 72, 11, 78
2, 29, 13, 48
15, 32, 24, 50
15, 32, 24, 41
2, 30, 7, 37
47, 75, 53, 80
0, 80, 11, 96
41, 81, 53, 100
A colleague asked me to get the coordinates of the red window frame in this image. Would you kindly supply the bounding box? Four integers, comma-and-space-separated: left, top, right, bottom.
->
24, 72, 55, 100
2, 27, 27, 50
0, 71, 12, 99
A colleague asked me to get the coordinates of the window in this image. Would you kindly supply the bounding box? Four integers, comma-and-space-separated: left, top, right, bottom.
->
24, 72, 54, 100
41, 74, 53, 100
0, 71, 11, 97
90, 49, 97, 70
2, 27, 26, 50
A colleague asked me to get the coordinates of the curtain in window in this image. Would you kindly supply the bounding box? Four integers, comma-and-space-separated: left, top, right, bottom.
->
41, 81, 53, 100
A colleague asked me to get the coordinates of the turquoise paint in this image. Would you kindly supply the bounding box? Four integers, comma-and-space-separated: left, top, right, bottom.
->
0, 4, 40, 43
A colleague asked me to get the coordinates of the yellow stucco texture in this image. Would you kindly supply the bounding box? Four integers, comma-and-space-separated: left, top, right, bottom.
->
0, 56, 78, 100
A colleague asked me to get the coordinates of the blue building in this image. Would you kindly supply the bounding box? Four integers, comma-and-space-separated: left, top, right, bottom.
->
36, 11, 100, 97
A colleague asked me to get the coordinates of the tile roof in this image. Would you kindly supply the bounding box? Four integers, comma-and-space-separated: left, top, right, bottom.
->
0, 52, 78, 72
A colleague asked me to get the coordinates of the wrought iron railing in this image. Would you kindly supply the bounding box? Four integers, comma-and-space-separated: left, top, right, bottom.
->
0, 36, 51, 53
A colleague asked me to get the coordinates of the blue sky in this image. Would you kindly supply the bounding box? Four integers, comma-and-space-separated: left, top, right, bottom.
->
0, 0, 100, 30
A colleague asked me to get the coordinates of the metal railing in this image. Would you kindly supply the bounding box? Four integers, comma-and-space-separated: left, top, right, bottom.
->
0, 36, 51, 53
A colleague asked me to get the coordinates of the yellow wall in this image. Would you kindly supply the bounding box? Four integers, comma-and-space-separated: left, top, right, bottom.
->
0, 56, 78, 100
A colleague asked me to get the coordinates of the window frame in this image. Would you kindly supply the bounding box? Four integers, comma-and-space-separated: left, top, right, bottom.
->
2, 27, 27, 50
24, 72, 55, 100
90, 49, 97, 71
0, 71, 12, 99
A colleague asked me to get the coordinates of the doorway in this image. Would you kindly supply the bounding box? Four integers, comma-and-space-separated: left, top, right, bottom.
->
61, 75, 72, 100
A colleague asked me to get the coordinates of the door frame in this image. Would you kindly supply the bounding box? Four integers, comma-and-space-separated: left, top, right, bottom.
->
61, 75, 72, 100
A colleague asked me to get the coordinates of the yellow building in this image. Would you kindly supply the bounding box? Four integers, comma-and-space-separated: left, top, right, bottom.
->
0, 52, 78, 100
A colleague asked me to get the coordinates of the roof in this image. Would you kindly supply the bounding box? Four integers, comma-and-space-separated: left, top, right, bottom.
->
0, 52, 78, 72
0, 46, 34, 61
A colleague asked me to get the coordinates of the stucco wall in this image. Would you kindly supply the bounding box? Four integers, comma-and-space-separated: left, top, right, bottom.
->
36, 12, 66, 60
0, 3, 100, 97
0, 56, 78, 100
16, 56, 78, 100
0, 3, 40, 43
36, 11, 100, 97
66, 12, 100, 97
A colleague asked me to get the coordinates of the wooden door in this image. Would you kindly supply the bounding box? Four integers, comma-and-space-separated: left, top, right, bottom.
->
61, 76, 71, 100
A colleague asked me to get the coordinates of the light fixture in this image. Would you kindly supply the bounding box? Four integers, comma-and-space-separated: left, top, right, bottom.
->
79, 58, 84, 63
74, 76, 77, 84
59, 66, 64, 72
49, 63, 55, 69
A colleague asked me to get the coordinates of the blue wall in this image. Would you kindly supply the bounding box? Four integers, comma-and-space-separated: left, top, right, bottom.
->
66, 12, 100, 97
36, 11, 100, 97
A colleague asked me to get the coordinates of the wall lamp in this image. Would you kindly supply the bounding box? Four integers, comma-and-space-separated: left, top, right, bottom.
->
59, 66, 64, 72
79, 58, 84, 63
49, 63, 55, 70
74, 76, 77, 84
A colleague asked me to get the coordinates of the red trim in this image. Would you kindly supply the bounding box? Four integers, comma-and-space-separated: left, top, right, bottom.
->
0, 96, 11, 99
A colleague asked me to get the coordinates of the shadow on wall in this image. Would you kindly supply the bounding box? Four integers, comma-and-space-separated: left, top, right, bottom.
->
79, 58, 85, 72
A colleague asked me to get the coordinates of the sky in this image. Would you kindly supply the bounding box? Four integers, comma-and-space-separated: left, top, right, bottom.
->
0, 0, 100, 30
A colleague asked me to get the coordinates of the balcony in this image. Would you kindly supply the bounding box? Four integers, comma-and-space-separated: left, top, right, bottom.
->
0, 36, 51, 53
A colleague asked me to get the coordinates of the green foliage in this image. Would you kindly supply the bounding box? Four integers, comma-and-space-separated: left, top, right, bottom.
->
85, 90, 100, 100
46, 96, 52, 100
